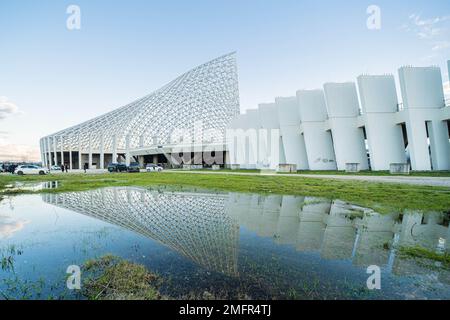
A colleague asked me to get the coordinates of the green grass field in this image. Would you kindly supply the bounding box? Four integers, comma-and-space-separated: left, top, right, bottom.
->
1, 172, 450, 214
190, 168, 450, 177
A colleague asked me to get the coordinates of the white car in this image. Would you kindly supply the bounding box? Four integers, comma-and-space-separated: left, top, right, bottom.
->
51, 165, 62, 171
15, 165, 49, 176
146, 164, 163, 172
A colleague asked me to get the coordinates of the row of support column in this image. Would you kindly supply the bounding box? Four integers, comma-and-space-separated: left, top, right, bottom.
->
41, 133, 127, 170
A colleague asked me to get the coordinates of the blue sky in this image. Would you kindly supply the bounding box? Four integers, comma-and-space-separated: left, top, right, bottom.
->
0, 0, 449, 161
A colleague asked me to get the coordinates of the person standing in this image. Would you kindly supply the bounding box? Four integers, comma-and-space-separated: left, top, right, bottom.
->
65, 164, 69, 173
84, 163, 88, 173
61, 164, 65, 173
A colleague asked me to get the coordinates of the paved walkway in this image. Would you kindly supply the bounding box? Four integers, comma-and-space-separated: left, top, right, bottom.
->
166, 170, 450, 188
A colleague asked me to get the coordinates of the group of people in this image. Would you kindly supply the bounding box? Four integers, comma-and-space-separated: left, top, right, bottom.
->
55, 163, 89, 173
1, 164, 17, 174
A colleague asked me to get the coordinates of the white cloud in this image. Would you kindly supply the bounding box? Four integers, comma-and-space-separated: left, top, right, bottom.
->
402, 13, 450, 59
0, 143, 41, 162
0, 214, 29, 239
0, 96, 20, 120
432, 41, 450, 51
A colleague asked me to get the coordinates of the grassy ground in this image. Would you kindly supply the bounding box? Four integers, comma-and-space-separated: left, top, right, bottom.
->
297, 170, 450, 177
1, 172, 450, 213
191, 168, 450, 177
398, 246, 450, 267
82, 255, 163, 300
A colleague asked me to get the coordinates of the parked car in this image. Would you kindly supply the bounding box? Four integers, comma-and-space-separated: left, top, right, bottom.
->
15, 165, 49, 176
51, 165, 61, 171
107, 163, 128, 173
127, 162, 141, 173
146, 164, 164, 172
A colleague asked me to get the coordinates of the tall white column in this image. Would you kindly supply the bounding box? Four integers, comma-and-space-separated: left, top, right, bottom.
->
40, 139, 45, 166
297, 89, 337, 170
78, 133, 82, 170
125, 134, 131, 166
46, 137, 52, 167
112, 135, 117, 163
53, 136, 58, 166
323, 82, 369, 171
69, 136, 73, 170
100, 134, 105, 169
60, 135, 64, 166
88, 135, 93, 169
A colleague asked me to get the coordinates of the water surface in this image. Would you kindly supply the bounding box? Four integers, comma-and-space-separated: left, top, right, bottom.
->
0, 186, 449, 300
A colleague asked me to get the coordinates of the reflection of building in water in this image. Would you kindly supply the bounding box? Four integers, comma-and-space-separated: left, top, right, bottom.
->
227, 193, 449, 277
43, 188, 449, 280
42, 187, 239, 276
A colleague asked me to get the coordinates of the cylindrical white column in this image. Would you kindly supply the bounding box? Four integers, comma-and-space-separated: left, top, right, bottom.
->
53, 136, 58, 166
88, 134, 93, 169
125, 134, 131, 166
112, 135, 117, 163
100, 134, 105, 169
69, 136, 73, 170
46, 137, 52, 167
78, 133, 82, 170
60, 135, 64, 166
40, 139, 45, 167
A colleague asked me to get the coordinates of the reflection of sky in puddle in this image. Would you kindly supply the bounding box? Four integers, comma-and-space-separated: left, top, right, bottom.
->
0, 186, 449, 300
1, 181, 59, 193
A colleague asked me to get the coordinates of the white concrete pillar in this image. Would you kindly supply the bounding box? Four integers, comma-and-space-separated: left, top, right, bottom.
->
40, 139, 45, 166
78, 134, 82, 170
276, 97, 309, 170
67, 135, 72, 170
125, 134, 131, 166
60, 135, 64, 166
297, 90, 337, 170
112, 134, 117, 163
88, 135, 93, 169
69, 141, 73, 171
99, 134, 105, 169
324, 82, 369, 171
138, 155, 144, 168
46, 137, 52, 167
258, 104, 282, 170
53, 136, 58, 166
227, 115, 250, 168
357, 75, 406, 170
245, 110, 259, 169
427, 120, 450, 170
399, 66, 449, 170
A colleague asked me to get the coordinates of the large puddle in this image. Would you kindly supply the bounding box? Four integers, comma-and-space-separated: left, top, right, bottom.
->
0, 186, 449, 300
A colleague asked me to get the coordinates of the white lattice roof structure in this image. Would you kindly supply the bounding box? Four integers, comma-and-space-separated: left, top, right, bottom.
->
42, 187, 239, 276
40, 53, 240, 163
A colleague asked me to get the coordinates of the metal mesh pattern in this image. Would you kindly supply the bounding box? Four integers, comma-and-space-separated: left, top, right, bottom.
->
42, 187, 239, 276
41, 53, 240, 153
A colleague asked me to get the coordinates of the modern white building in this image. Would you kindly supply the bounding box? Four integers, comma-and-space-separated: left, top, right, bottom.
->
41, 54, 450, 172
231, 59, 450, 172
40, 53, 240, 169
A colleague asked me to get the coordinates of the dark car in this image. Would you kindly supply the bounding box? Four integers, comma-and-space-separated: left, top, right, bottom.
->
127, 162, 141, 173
107, 163, 127, 173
